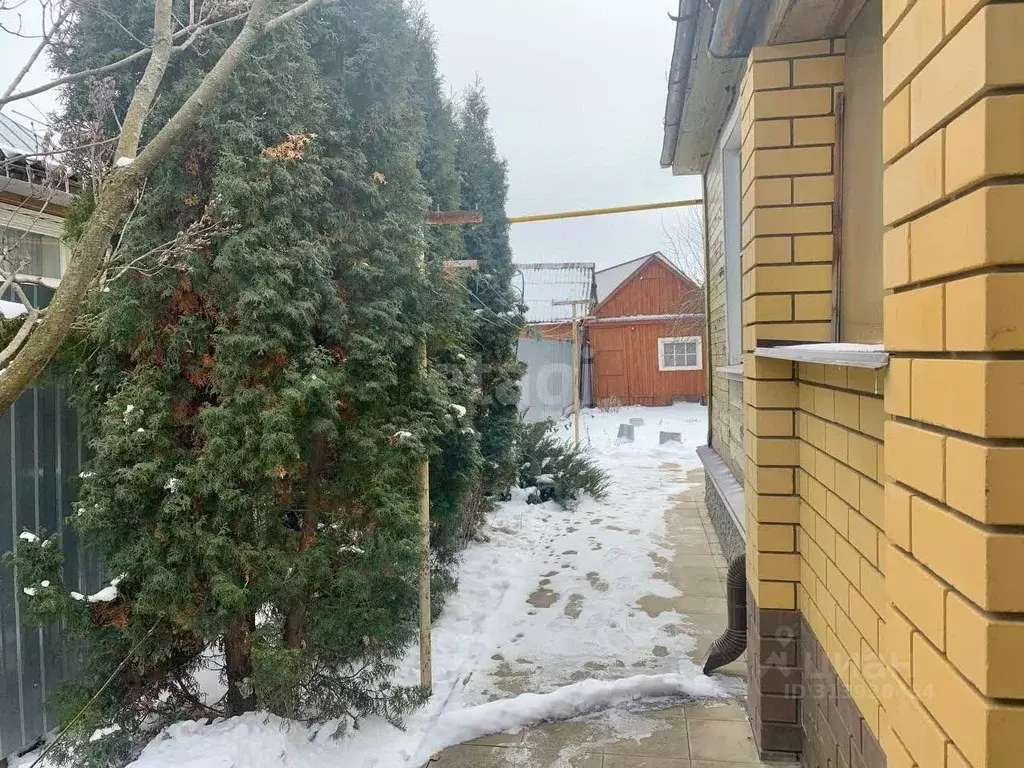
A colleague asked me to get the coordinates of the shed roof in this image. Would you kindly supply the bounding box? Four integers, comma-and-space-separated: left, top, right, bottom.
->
0, 113, 41, 158
517, 262, 595, 325
595, 255, 647, 303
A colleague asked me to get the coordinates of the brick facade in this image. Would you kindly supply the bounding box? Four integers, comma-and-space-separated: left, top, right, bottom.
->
796, 363, 887, 760
695, 2, 1024, 764
880, 2, 1024, 766
739, 39, 849, 758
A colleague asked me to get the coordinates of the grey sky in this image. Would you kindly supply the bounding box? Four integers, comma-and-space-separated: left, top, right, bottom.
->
1, 1, 704, 272
426, 0, 702, 270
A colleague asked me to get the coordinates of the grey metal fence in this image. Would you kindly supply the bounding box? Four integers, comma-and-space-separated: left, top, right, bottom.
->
0, 383, 101, 761
1, 283, 100, 761
517, 336, 591, 423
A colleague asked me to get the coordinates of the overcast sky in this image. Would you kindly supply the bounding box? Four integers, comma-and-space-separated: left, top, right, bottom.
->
426, 0, 702, 270
1, 1, 703, 271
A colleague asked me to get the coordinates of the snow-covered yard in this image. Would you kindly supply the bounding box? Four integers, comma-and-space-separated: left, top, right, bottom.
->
22, 403, 737, 768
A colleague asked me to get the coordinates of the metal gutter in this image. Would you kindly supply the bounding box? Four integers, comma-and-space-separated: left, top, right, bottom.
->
660, 0, 701, 169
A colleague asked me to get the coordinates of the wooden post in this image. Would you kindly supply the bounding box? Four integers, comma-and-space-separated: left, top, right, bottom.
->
571, 303, 581, 447
417, 339, 431, 692
417, 211, 482, 694
554, 298, 593, 448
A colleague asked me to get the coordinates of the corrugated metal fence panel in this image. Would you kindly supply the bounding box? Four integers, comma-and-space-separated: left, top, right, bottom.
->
517, 337, 576, 423
0, 282, 99, 760
0, 384, 99, 760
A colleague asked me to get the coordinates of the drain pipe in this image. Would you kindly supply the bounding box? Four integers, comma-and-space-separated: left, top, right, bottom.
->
703, 554, 747, 673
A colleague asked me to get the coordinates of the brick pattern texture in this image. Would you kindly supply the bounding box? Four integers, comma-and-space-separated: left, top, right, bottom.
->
880, 1, 1024, 767
747, 587, 804, 759
739, 38, 844, 353
739, 38, 854, 761
802, 616, 886, 768
795, 363, 888, 752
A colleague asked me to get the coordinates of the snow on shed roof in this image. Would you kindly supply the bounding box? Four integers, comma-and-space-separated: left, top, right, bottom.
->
595, 253, 655, 302
0, 113, 41, 158
516, 262, 595, 325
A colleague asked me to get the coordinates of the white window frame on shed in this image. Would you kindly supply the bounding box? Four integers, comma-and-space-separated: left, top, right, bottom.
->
658, 336, 703, 372
721, 104, 743, 367
0, 202, 70, 289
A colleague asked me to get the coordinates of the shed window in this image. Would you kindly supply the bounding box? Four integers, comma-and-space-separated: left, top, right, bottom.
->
659, 336, 702, 371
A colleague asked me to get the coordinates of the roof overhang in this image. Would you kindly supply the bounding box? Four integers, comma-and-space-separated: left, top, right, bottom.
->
660, 0, 870, 175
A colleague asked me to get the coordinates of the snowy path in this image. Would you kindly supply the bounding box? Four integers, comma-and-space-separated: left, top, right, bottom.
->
26, 404, 736, 768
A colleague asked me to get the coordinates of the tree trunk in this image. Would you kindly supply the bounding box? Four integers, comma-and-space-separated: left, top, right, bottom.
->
225, 611, 256, 716
284, 433, 327, 649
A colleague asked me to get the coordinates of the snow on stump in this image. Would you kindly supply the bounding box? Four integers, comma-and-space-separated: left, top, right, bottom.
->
659, 431, 682, 445
629, 417, 644, 426
617, 423, 635, 441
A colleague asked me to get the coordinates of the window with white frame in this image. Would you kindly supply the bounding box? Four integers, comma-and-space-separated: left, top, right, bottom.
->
658, 336, 702, 371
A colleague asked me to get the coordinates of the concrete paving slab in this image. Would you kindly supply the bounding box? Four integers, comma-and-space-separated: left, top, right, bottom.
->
604, 756, 691, 767
686, 719, 760, 763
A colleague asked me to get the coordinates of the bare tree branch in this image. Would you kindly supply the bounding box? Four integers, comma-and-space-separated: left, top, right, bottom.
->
661, 207, 706, 336
0, 0, 332, 413
266, 0, 326, 31
0, 48, 154, 107
661, 206, 706, 288
114, 0, 174, 163
0, 136, 118, 170
0, 307, 41, 366
1, 0, 73, 100
0, 5, 252, 108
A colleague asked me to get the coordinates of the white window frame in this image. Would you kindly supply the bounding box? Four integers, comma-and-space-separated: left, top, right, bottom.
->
658, 336, 703, 372
721, 103, 743, 366
0, 202, 70, 288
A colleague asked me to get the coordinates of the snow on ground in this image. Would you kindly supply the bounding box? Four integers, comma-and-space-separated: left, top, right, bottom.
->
19, 403, 729, 768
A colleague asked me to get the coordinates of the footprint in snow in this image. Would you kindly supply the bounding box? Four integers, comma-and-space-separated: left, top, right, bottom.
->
563, 593, 585, 619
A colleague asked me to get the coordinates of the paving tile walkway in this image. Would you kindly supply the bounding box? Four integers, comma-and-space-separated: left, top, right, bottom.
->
430, 469, 782, 768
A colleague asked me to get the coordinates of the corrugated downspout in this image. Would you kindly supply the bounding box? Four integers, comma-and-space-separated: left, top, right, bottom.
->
660, 0, 701, 168
703, 554, 747, 673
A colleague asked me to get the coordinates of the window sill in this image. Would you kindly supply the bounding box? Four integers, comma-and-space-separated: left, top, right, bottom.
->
754, 343, 888, 369
696, 445, 745, 538
715, 364, 743, 381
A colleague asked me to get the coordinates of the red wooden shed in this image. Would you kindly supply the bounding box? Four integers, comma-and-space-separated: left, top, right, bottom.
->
587, 252, 706, 407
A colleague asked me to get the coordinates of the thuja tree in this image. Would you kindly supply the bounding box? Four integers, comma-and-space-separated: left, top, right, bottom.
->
11, 0, 499, 763
408, 14, 484, 583
456, 85, 525, 498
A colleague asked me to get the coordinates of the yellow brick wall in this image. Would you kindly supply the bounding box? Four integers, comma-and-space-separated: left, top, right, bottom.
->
882, 2, 1024, 767
741, 40, 845, 614
795, 363, 888, 740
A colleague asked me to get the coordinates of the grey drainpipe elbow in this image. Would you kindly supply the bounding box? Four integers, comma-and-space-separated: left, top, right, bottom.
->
704, 554, 747, 674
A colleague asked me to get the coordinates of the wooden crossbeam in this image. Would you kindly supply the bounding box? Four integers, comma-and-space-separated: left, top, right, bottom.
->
426, 210, 484, 226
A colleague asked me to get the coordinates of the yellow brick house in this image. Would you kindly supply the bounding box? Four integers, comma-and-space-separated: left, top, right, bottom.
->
661, 1, 1024, 766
